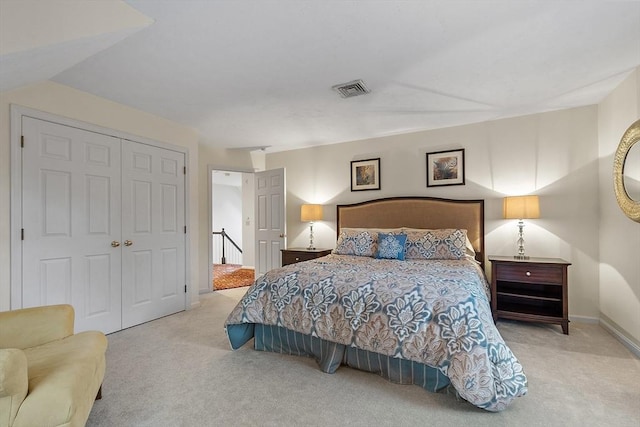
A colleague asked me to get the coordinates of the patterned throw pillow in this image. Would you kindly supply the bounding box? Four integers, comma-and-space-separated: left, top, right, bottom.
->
403, 229, 467, 260
376, 233, 407, 260
333, 229, 377, 257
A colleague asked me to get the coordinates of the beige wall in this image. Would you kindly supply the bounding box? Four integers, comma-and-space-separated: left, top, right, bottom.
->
0, 81, 201, 310
267, 106, 602, 320
597, 68, 640, 346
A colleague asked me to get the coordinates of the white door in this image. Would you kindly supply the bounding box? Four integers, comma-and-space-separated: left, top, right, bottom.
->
121, 140, 186, 329
21, 117, 122, 333
254, 168, 286, 276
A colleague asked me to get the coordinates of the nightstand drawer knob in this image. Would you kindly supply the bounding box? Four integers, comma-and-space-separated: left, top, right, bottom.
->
526, 271, 531, 277
295, 257, 300, 261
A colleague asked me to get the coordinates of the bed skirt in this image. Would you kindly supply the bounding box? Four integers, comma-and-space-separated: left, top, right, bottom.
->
245, 323, 451, 393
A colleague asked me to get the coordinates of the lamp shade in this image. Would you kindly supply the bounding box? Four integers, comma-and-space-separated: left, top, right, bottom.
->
503, 195, 540, 219
301, 204, 323, 222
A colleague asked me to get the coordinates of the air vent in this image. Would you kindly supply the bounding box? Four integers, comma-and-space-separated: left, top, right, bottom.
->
332, 79, 370, 98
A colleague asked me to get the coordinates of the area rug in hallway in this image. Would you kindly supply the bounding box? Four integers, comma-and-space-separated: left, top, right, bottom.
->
213, 264, 255, 290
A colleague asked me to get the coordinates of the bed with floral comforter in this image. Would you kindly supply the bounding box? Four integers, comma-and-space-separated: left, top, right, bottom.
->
225, 253, 527, 412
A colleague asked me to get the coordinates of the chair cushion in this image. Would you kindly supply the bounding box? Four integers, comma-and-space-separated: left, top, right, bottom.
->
14, 331, 107, 427
0, 305, 74, 350
0, 349, 28, 427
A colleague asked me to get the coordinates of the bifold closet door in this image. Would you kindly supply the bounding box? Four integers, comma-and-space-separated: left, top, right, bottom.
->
20, 117, 187, 334
21, 117, 123, 333
121, 140, 186, 329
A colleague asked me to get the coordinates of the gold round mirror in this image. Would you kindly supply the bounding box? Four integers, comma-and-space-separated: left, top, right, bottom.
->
614, 118, 640, 222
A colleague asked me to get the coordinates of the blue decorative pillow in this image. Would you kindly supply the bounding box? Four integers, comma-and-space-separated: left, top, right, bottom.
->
376, 233, 407, 260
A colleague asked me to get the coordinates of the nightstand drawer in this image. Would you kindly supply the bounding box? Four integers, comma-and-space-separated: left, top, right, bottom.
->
282, 251, 316, 264
281, 248, 332, 266
496, 263, 563, 285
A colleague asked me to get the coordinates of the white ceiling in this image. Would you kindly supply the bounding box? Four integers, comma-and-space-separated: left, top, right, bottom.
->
3, 1, 640, 152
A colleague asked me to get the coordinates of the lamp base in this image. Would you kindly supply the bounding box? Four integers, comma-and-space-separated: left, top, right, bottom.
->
307, 222, 315, 251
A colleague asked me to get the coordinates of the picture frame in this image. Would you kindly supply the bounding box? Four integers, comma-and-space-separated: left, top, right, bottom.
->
351, 158, 381, 191
426, 149, 465, 187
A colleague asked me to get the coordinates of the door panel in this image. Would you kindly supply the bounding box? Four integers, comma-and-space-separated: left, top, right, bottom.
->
21, 117, 122, 333
254, 168, 285, 276
85, 254, 112, 315
132, 250, 153, 304
86, 175, 111, 234
38, 257, 72, 304
121, 140, 186, 329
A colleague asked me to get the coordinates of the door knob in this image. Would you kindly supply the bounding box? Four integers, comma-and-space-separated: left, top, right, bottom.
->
279, 234, 285, 238
124, 240, 133, 247
111, 241, 120, 247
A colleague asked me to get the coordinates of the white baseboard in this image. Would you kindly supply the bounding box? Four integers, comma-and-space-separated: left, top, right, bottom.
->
569, 314, 599, 324
189, 300, 201, 310
599, 317, 640, 359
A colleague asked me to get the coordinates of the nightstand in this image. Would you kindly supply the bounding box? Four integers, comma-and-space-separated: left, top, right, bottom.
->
489, 256, 571, 334
281, 248, 332, 266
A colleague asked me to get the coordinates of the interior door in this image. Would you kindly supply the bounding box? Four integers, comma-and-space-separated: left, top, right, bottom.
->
121, 140, 186, 329
254, 168, 286, 276
21, 117, 122, 333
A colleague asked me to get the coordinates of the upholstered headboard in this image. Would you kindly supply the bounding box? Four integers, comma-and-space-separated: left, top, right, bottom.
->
336, 197, 485, 269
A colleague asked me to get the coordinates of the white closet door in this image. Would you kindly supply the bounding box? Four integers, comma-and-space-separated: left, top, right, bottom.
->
121, 140, 186, 329
21, 117, 122, 333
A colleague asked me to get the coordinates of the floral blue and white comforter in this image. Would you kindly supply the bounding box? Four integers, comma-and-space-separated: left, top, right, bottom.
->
225, 254, 527, 411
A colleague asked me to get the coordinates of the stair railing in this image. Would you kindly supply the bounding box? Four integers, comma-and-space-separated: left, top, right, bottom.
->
212, 228, 243, 265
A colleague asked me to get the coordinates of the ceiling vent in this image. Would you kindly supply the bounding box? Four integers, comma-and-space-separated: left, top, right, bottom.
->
332, 79, 370, 98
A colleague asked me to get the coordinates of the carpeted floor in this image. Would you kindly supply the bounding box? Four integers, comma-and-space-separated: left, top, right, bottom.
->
213, 264, 255, 290
87, 288, 640, 426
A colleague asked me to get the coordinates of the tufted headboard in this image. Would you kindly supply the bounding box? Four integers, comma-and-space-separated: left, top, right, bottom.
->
336, 197, 485, 269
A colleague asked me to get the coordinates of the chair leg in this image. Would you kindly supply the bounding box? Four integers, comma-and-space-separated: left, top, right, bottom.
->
95, 385, 102, 400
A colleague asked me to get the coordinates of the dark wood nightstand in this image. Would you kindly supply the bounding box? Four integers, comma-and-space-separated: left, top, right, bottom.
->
489, 256, 571, 334
281, 248, 332, 266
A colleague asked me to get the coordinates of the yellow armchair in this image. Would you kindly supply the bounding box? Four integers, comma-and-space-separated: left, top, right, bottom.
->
0, 305, 107, 427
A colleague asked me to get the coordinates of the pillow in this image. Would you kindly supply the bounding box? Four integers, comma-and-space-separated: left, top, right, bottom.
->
464, 236, 476, 258
333, 228, 403, 257
403, 228, 468, 260
402, 227, 475, 257
376, 233, 407, 260
333, 229, 377, 257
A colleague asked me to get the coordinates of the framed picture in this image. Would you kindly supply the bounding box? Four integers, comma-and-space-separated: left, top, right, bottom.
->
426, 149, 465, 187
351, 158, 381, 191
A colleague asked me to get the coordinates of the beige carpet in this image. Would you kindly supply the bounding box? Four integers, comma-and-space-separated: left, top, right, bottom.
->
87, 288, 640, 426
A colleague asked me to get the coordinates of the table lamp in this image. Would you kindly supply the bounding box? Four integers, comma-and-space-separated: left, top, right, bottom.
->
301, 204, 323, 250
503, 195, 540, 259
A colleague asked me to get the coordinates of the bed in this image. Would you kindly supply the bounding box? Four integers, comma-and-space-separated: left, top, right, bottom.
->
225, 197, 527, 411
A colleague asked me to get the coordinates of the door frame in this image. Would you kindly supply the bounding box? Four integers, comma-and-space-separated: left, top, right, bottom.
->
10, 105, 191, 310
206, 164, 254, 294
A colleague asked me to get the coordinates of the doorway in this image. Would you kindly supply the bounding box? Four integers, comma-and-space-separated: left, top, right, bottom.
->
208, 167, 255, 291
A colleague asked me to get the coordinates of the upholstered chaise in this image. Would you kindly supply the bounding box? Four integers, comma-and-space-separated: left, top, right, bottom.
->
0, 304, 107, 427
